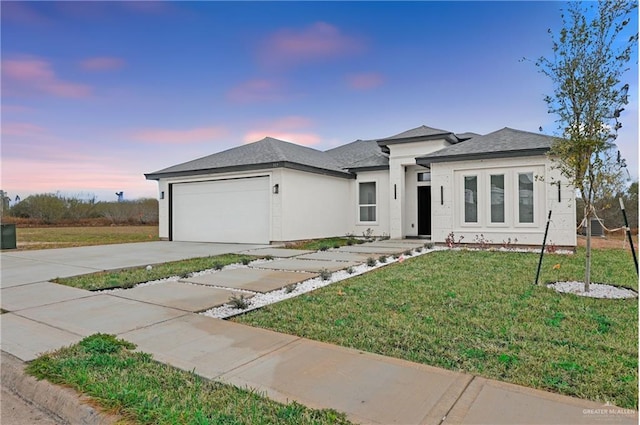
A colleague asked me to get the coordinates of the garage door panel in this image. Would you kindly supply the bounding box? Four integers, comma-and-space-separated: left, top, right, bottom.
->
172, 177, 270, 244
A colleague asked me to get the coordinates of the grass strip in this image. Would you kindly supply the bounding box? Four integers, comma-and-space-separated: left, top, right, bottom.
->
235, 248, 638, 409
53, 254, 257, 291
27, 334, 351, 425
284, 237, 364, 251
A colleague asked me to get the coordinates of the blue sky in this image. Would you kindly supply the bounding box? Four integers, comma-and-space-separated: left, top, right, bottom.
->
2, 1, 638, 202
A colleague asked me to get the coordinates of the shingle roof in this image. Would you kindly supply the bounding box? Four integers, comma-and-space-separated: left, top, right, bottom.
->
325, 139, 389, 169
379, 125, 452, 141
416, 127, 554, 165
145, 137, 352, 180
454, 132, 481, 141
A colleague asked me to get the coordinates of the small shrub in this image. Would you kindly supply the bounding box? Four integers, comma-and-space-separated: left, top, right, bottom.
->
333, 243, 340, 249
180, 272, 191, 279
415, 247, 423, 253
228, 294, 250, 310
473, 234, 492, 249
424, 242, 434, 249
378, 255, 387, 264
346, 239, 354, 246
241, 258, 251, 266
319, 246, 329, 252
363, 228, 374, 240
366, 257, 376, 267
345, 266, 355, 274
284, 283, 297, 294
213, 263, 224, 271
319, 268, 332, 281
445, 232, 464, 248
264, 255, 274, 261
403, 249, 412, 256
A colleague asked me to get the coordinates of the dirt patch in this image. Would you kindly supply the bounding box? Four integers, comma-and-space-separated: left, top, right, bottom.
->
577, 232, 638, 250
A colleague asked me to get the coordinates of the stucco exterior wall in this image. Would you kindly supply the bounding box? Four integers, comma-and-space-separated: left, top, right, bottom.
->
430, 156, 576, 247
278, 168, 351, 241
349, 170, 390, 237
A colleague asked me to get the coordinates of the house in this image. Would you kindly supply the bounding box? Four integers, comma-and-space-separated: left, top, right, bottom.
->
145, 125, 577, 247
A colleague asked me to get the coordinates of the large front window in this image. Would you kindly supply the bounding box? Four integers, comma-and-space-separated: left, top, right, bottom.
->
359, 182, 376, 222
518, 172, 534, 223
464, 176, 478, 223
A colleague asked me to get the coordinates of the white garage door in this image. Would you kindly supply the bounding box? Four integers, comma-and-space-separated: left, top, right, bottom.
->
172, 177, 270, 244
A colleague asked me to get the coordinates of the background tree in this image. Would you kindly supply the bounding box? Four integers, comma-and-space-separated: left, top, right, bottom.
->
536, 0, 637, 291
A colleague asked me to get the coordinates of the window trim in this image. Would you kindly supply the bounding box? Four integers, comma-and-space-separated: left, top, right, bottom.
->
357, 180, 378, 224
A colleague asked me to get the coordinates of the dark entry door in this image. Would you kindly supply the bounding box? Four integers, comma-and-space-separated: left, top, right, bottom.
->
418, 186, 431, 236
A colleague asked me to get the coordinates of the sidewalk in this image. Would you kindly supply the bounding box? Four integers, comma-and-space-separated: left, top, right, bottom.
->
1, 241, 637, 424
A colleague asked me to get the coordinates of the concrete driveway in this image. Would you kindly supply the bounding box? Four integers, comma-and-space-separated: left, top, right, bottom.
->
0, 241, 268, 288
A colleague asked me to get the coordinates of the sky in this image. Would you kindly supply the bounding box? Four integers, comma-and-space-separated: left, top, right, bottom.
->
2, 1, 638, 202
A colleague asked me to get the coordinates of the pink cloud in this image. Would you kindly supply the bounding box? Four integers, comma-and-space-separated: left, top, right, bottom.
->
243, 116, 321, 146
132, 126, 228, 144
1, 122, 46, 137
2, 57, 92, 98
227, 79, 284, 103
346, 72, 384, 90
80, 57, 125, 71
261, 22, 364, 67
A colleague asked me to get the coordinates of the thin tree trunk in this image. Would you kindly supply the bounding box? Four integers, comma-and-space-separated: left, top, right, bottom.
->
584, 206, 591, 292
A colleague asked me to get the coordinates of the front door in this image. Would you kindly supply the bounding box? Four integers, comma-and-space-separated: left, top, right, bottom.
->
418, 186, 431, 236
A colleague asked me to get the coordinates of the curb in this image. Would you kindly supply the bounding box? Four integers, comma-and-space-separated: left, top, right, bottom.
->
1, 351, 122, 425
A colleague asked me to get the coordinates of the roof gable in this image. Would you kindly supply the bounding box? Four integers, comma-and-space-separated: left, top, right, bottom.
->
417, 127, 554, 165
377, 125, 459, 147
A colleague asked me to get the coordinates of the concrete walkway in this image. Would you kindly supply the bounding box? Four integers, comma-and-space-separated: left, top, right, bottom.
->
1, 241, 637, 424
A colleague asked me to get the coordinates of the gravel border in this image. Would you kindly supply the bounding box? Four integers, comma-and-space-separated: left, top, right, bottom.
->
547, 281, 638, 299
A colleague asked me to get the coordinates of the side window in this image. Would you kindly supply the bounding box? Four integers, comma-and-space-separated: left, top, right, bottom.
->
490, 174, 505, 223
464, 176, 478, 223
518, 172, 534, 223
359, 182, 376, 222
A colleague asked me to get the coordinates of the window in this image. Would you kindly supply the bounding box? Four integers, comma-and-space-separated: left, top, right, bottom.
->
417, 172, 431, 182
464, 176, 478, 223
490, 174, 505, 223
359, 182, 376, 222
518, 172, 534, 223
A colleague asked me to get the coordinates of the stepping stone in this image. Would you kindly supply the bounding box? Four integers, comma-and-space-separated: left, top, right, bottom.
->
112, 282, 248, 312
183, 268, 316, 293
252, 258, 358, 273
240, 248, 313, 258
1, 282, 95, 312
16, 294, 187, 336
297, 251, 371, 262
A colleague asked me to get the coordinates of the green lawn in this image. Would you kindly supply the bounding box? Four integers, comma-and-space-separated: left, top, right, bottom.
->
54, 254, 257, 291
27, 334, 351, 425
14, 226, 159, 250
234, 248, 638, 409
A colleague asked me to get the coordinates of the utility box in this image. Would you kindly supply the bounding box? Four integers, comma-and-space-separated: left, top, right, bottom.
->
1, 224, 17, 249
590, 218, 604, 237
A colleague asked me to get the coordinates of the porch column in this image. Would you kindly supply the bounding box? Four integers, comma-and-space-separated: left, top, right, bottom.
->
389, 161, 404, 238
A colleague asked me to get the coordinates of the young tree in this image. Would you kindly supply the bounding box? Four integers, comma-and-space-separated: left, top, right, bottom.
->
536, 0, 637, 291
